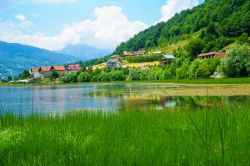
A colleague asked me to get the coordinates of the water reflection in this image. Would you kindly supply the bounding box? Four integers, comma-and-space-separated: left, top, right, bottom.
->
0, 84, 249, 114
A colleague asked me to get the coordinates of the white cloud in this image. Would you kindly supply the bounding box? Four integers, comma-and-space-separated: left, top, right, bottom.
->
15, 13, 27, 22
0, 6, 148, 50
160, 0, 199, 22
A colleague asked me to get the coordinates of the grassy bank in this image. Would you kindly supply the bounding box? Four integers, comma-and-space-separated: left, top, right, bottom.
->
0, 105, 250, 165
1, 77, 250, 87
138, 77, 250, 84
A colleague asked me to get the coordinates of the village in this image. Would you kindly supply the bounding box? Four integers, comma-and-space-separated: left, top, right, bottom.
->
26, 50, 226, 81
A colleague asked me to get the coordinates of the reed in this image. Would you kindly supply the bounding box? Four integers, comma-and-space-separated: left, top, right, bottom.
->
0, 105, 249, 165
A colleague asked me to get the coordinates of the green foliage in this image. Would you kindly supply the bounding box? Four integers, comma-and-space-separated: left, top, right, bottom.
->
19, 70, 30, 79
176, 62, 190, 79
50, 71, 59, 81
185, 38, 204, 60
238, 32, 249, 44
189, 58, 221, 78
1, 104, 250, 165
222, 44, 250, 77
77, 72, 92, 82
62, 72, 78, 83
128, 68, 143, 81
125, 54, 162, 63
114, 0, 249, 55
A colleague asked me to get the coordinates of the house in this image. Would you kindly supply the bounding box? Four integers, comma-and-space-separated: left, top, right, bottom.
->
30, 67, 42, 79
111, 55, 121, 59
161, 54, 176, 65
198, 52, 225, 59
106, 59, 123, 69
40, 66, 54, 78
67, 64, 81, 72
54, 66, 66, 76
123, 51, 135, 56
123, 50, 146, 57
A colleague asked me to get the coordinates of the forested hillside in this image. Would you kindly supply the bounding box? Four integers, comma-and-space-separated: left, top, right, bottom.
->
114, 0, 250, 54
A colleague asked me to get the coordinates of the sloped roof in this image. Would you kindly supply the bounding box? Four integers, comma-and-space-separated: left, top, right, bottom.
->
111, 55, 120, 58
54, 66, 65, 71
107, 58, 121, 63
198, 52, 219, 57
67, 64, 81, 70
32, 67, 41, 72
163, 54, 175, 59
41, 66, 53, 72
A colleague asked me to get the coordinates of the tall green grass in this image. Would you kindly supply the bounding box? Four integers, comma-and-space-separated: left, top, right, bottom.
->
0, 105, 250, 165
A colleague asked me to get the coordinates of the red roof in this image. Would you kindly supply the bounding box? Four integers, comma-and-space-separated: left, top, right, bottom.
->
198, 52, 219, 57
67, 64, 81, 71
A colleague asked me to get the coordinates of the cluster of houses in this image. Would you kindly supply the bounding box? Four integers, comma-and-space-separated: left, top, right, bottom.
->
106, 49, 226, 70
30, 64, 81, 79
106, 49, 177, 69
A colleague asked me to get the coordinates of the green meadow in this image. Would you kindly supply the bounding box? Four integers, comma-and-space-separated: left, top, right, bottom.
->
1, 104, 250, 165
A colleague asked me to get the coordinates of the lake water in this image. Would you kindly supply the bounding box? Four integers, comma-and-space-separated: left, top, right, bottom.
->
0, 83, 249, 114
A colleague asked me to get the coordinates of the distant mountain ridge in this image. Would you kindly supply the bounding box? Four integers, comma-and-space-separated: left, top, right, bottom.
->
57, 44, 111, 61
0, 41, 79, 76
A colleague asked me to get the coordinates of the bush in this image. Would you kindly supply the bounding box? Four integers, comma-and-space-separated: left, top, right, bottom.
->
125, 54, 162, 63
50, 71, 59, 81
128, 68, 143, 81
110, 70, 125, 81
77, 72, 92, 82
19, 70, 30, 79
62, 72, 78, 83
222, 44, 250, 77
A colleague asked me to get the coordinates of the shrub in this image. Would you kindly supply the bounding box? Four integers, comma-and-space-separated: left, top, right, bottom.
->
62, 72, 78, 83
77, 72, 92, 82
222, 44, 250, 77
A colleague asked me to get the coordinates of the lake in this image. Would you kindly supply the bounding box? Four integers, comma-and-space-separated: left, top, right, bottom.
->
0, 83, 249, 114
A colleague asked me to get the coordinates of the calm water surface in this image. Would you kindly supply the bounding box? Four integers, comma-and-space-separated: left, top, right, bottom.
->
0, 83, 249, 114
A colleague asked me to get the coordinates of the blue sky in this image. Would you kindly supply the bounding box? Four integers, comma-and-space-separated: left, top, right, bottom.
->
0, 0, 204, 50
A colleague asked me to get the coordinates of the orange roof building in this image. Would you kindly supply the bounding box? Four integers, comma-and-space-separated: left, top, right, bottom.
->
41, 66, 53, 72
54, 66, 65, 71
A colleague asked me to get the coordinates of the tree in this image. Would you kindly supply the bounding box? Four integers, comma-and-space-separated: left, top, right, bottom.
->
50, 71, 59, 81
62, 72, 78, 83
222, 44, 250, 77
185, 38, 204, 60
77, 72, 92, 82
19, 70, 30, 79
238, 32, 249, 44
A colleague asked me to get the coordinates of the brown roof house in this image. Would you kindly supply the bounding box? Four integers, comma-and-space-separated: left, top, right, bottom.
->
111, 55, 121, 59
40, 66, 54, 78
54, 66, 66, 76
30, 67, 42, 79
123, 50, 146, 57
198, 52, 225, 59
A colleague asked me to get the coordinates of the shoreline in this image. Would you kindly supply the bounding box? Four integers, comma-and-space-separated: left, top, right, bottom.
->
1, 77, 250, 87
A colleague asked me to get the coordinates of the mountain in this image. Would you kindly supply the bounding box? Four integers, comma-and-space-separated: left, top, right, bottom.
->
114, 0, 250, 54
57, 44, 111, 61
0, 41, 78, 76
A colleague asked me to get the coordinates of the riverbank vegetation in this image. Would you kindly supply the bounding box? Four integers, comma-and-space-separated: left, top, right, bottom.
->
60, 44, 250, 84
0, 104, 250, 165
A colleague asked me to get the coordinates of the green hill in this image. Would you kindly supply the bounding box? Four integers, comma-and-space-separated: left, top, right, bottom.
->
114, 0, 250, 54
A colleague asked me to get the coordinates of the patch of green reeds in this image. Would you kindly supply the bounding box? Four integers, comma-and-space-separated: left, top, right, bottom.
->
0, 104, 250, 165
